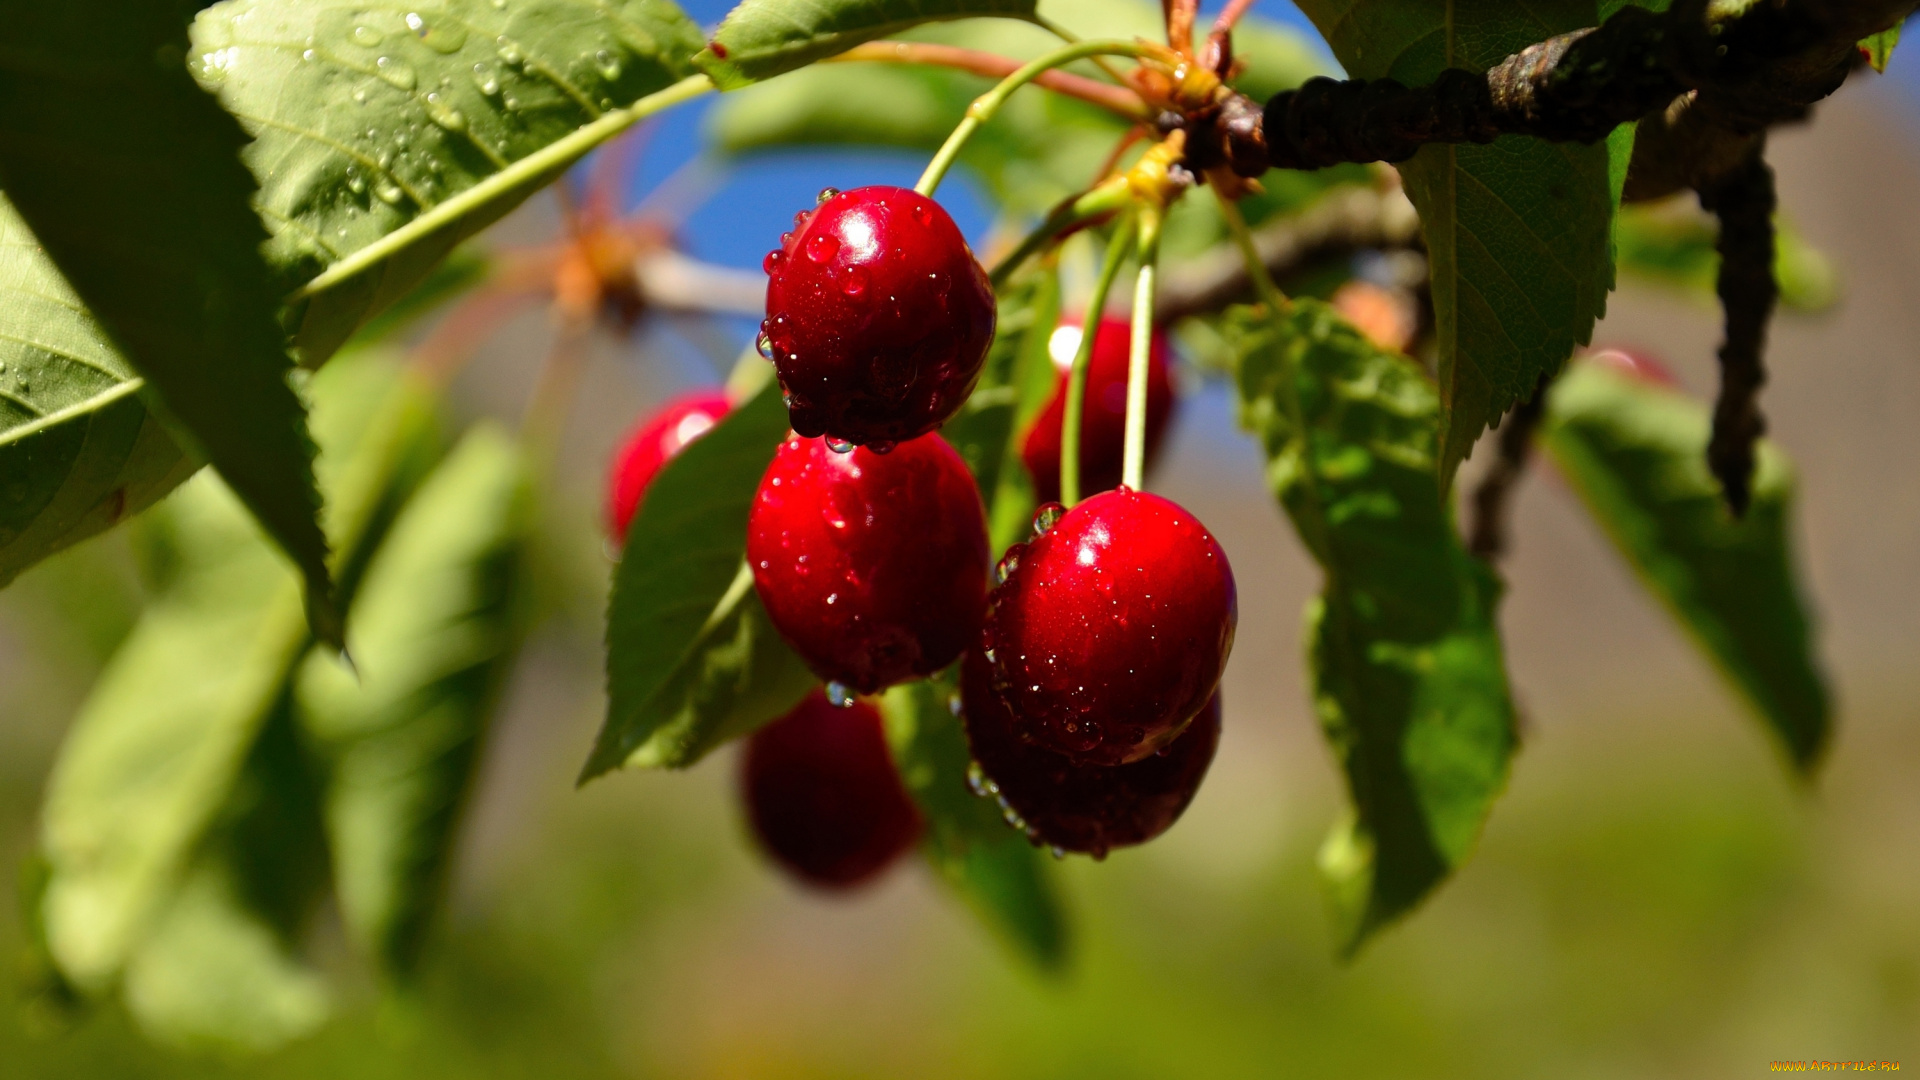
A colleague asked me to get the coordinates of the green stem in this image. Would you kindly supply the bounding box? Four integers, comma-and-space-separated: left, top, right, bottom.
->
297, 74, 714, 300
915, 41, 1152, 197
1061, 214, 1139, 508
987, 176, 1131, 290
1122, 207, 1164, 491
1214, 189, 1286, 310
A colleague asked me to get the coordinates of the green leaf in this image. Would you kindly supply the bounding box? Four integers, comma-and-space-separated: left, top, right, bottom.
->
943, 263, 1060, 552
588, 378, 816, 778
880, 674, 1067, 968
1615, 200, 1838, 313
0, 197, 198, 588
1293, 0, 1616, 488
1227, 298, 1516, 953
36, 351, 441, 991
0, 0, 342, 642
188, 0, 707, 364
121, 701, 334, 1053
1539, 359, 1830, 769
297, 424, 533, 978
1860, 20, 1903, 73
695, 0, 1038, 90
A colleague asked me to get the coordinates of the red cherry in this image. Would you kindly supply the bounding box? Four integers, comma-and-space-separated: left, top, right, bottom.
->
761, 186, 995, 447
983, 488, 1235, 766
960, 651, 1219, 858
1021, 317, 1176, 504
748, 431, 990, 693
1585, 346, 1682, 389
605, 390, 731, 540
741, 690, 924, 888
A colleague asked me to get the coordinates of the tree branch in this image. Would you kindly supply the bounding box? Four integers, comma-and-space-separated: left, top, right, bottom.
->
1468, 375, 1550, 560
1698, 147, 1777, 517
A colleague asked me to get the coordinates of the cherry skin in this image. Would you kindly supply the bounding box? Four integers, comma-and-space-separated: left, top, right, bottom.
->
748, 431, 990, 694
761, 186, 995, 448
605, 390, 731, 540
1586, 346, 1682, 388
983, 487, 1236, 765
741, 689, 924, 889
1021, 316, 1176, 505
960, 650, 1220, 858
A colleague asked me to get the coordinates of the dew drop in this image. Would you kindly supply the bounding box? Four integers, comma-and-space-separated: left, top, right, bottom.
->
825, 681, 856, 708
947, 693, 963, 717
375, 55, 417, 90
816, 187, 840, 204
756, 331, 775, 360
762, 249, 784, 274
0, 362, 8, 373
351, 25, 384, 47
806, 232, 844, 261
792, 210, 811, 228
353, 88, 369, 104
825, 436, 855, 455
471, 61, 500, 94
496, 36, 525, 65
966, 761, 991, 796
491, 0, 508, 7
982, 646, 997, 665
594, 49, 621, 79
502, 93, 521, 111
15, 382, 26, 395
1031, 502, 1065, 538
425, 92, 466, 130
866, 440, 894, 455
302, 48, 318, 62
841, 266, 868, 298
345, 167, 368, 194
912, 202, 936, 226
374, 180, 405, 204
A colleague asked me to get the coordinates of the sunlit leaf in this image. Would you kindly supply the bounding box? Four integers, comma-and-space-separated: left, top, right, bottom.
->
1293, 0, 1617, 488
37, 352, 440, 991
0, 197, 198, 588
589, 378, 816, 779
0, 0, 339, 641
1228, 298, 1516, 954
695, 0, 1037, 90
1860, 21, 1903, 72
880, 674, 1067, 968
121, 703, 333, 1052
298, 424, 533, 978
189, 0, 706, 365
1540, 359, 1830, 769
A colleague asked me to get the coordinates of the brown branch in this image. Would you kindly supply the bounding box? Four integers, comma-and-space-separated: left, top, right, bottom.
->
1698, 147, 1777, 517
1153, 183, 1420, 322
833, 42, 1151, 120
1468, 375, 1551, 560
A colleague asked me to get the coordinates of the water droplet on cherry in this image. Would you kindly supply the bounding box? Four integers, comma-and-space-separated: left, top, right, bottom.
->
825, 436, 856, 454
817, 187, 840, 204
825, 681, 857, 708
805, 233, 840, 263
1031, 502, 1065, 538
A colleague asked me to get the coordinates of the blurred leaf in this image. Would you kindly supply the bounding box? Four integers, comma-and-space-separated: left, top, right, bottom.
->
695, 0, 1037, 90
347, 246, 494, 348
122, 701, 333, 1053
1860, 21, 1903, 72
1540, 360, 1830, 769
880, 674, 1067, 969
0, 197, 199, 589
298, 424, 533, 978
1615, 200, 1838, 313
37, 352, 441, 991
188, 0, 705, 365
943, 264, 1060, 553
0, 0, 339, 643
1228, 298, 1517, 954
588, 379, 815, 779
1294, 0, 1616, 489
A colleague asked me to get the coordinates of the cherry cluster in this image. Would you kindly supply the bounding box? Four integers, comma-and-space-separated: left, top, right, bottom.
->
606, 187, 1236, 887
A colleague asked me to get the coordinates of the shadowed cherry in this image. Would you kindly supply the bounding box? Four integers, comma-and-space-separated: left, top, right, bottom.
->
1020, 316, 1176, 505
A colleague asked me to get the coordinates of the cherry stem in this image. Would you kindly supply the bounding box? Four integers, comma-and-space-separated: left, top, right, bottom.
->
1210, 0, 1260, 39
1122, 207, 1164, 492
1214, 189, 1287, 310
915, 40, 1156, 198
1061, 213, 1140, 508
987, 175, 1132, 290
835, 42, 1149, 119
1167, 0, 1201, 56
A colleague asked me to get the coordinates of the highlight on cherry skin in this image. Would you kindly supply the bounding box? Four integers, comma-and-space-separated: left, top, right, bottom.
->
740, 689, 924, 889
983, 487, 1237, 766
1585, 345, 1683, 388
1021, 316, 1177, 505
760, 186, 996, 449
747, 430, 991, 695
604, 390, 732, 540
960, 649, 1220, 859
